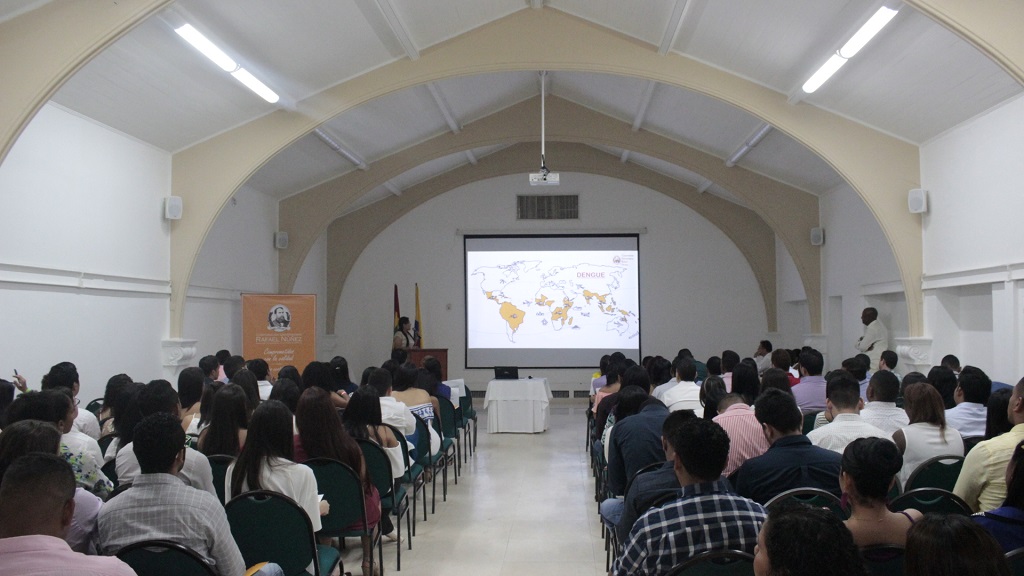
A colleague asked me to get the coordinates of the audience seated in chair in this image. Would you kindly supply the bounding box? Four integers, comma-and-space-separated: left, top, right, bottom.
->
0, 420, 102, 554
660, 358, 701, 413
946, 366, 994, 438
894, 383, 964, 489
614, 418, 766, 576
859, 370, 909, 434
42, 362, 101, 441
732, 389, 842, 504
97, 412, 253, 576
198, 384, 250, 458
753, 503, 866, 576
974, 439, 1024, 552
713, 394, 770, 477
840, 437, 921, 547
791, 350, 827, 414
115, 380, 216, 496
0, 453, 135, 576
906, 514, 1011, 576
807, 372, 890, 454
955, 376, 1024, 512
988, 388, 1015, 440
606, 368, 665, 498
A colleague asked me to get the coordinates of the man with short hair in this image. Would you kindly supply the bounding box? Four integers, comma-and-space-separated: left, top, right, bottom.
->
771, 349, 799, 386
841, 357, 870, 401
199, 355, 219, 386
0, 453, 136, 576
754, 340, 773, 375
650, 357, 679, 401
41, 361, 101, 440
855, 307, 888, 370
215, 350, 231, 383
660, 358, 700, 412
859, 370, 909, 434
246, 358, 273, 400
791, 349, 826, 413
367, 368, 416, 435
945, 366, 992, 438
878, 350, 901, 381
807, 372, 891, 453
941, 354, 962, 376
713, 394, 770, 477
954, 376, 1024, 512
614, 419, 766, 575
222, 355, 246, 381
732, 389, 842, 504
720, 350, 740, 392
677, 349, 708, 382
115, 380, 215, 495
98, 413, 246, 576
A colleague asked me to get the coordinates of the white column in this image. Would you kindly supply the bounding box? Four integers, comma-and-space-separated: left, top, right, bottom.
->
161, 338, 198, 381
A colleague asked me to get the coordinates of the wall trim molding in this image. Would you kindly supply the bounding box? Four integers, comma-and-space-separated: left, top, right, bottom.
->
0, 262, 170, 295
922, 264, 1024, 290
185, 285, 242, 302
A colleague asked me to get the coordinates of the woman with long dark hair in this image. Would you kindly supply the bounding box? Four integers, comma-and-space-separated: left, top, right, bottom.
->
225, 400, 325, 526
198, 384, 249, 457
302, 361, 348, 408
344, 387, 406, 479
329, 356, 358, 395
295, 387, 381, 574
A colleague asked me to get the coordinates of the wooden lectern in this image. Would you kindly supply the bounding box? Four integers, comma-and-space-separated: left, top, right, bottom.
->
407, 348, 449, 380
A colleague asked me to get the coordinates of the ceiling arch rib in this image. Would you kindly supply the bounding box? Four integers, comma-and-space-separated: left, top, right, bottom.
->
322, 142, 778, 335
0, 0, 172, 165
170, 8, 916, 338
279, 95, 821, 333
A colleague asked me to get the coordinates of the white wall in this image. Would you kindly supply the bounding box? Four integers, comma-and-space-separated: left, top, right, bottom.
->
183, 185, 280, 360
293, 232, 330, 359
0, 104, 171, 399
775, 235, 810, 348
331, 172, 768, 391
819, 183, 905, 371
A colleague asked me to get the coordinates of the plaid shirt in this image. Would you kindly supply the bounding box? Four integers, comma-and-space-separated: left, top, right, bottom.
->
614, 477, 766, 576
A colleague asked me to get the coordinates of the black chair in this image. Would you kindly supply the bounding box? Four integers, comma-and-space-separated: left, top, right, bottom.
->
206, 454, 234, 505
85, 397, 104, 417
458, 385, 478, 454
765, 487, 846, 519
861, 544, 905, 576
664, 549, 755, 576
97, 433, 117, 457
964, 436, 986, 454
1006, 546, 1024, 576
802, 411, 820, 435
904, 455, 965, 492
225, 489, 341, 576
889, 488, 971, 515
116, 539, 216, 576
101, 458, 119, 490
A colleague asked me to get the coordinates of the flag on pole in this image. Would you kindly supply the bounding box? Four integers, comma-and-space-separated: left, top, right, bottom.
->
393, 284, 401, 330
414, 283, 424, 348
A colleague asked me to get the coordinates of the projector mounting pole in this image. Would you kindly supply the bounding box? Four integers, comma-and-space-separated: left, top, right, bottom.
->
540, 71, 547, 176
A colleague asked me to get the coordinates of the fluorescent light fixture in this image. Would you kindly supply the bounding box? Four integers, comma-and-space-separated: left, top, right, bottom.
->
231, 68, 279, 103
802, 54, 848, 94
801, 6, 899, 94
174, 24, 236, 72
839, 7, 899, 58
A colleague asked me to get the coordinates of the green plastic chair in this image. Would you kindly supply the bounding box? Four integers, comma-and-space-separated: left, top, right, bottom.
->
765, 487, 847, 519
663, 549, 755, 576
436, 396, 462, 478
384, 423, 426, 534
889, 488, 971, 516
225, 489, 341, 576
1007, 546, 1024, 576
413, 414, 446, 515
904, 455, 965, 492
802, 411, 820, 435
116, 539, 216, 576
206, 454, 234, 505
303, 458, 382, 576
358, 439, 412, 570
458, 386, 477, 456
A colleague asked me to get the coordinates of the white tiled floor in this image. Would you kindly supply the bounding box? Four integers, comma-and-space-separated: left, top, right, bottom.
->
337, 401, 607, 576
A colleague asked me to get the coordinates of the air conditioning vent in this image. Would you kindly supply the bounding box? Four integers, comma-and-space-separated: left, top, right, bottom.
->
517, 195, 579, 220
551, 390, 570, 398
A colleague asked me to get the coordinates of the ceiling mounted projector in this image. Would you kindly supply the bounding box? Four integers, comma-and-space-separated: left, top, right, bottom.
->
530, 71, 559, 186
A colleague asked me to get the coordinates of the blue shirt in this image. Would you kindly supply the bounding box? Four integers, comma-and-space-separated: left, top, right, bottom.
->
614, 478, 766, 576
731, 434, 842, 504
974, 506, 1024, 552
607, 402, 670, 495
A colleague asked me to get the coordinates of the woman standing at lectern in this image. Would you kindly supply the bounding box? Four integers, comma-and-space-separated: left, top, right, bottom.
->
393, 316, 416, 350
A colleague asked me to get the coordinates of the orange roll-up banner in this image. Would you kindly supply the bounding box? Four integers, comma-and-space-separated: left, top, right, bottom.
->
241, 294, 317, 378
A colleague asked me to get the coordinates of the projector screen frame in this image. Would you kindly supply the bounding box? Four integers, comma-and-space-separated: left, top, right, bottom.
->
463, 233, 641, 369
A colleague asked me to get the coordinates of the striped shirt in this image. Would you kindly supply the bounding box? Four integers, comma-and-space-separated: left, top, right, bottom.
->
713, 403, 770, 477
614, 478, 766, 576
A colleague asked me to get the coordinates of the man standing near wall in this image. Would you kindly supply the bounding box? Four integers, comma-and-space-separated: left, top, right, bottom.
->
855, 307, 888, 370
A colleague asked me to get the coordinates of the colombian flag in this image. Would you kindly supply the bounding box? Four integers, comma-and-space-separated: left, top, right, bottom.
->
414, 283, 423, 348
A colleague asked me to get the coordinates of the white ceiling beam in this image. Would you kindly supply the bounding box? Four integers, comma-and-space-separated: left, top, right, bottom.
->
631, 81, 657, 131
384, 181, 402, 196
724, 122, 773, 167
620, 150, 631, 164
697, 178, 713, 193
464, 150, 478, 165
426, 82, 461, 133
314, 128, 369, 170
658, 0, 693, 55
374, 0, 420, 60
530, 0, 544, 9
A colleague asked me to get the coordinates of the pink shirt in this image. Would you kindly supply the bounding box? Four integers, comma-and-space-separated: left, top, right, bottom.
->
0, 534, 137, 576
713, 403, 770, 477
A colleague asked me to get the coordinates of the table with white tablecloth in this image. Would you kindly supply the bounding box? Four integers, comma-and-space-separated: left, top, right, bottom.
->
484, 378, 552, 433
